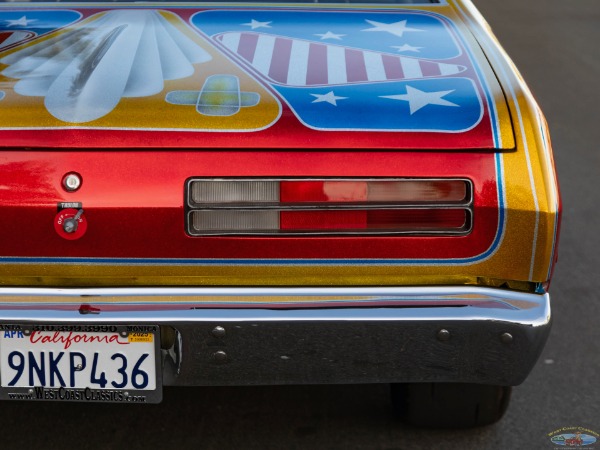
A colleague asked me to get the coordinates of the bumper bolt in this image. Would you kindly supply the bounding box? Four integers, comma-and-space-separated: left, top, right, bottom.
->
211, 326, 226, 338
500, 332, 513, 344
212, 350, 228, 363
437, 329, 451, 341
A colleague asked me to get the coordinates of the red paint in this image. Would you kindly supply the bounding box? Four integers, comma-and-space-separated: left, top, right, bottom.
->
0, 150, 498, 260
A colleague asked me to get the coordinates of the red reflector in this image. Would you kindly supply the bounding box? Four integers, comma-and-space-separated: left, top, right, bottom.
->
281, 181, 368, 203
279, 209, 466, 232
280, 211, 367, 230
367, 209, 466, 230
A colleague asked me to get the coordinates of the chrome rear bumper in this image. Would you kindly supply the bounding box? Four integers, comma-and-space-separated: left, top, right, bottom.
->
0, 286, 550, 387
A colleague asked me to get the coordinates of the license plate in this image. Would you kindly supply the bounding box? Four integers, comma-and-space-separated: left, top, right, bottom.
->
0, 324, 162, 403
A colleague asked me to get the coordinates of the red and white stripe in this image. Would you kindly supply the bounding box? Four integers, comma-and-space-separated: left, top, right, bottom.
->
0, 31, 35, 51
215, 32, 466, 86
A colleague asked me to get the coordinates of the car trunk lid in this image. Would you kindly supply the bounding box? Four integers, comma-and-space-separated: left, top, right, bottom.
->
0, 5, 514, 150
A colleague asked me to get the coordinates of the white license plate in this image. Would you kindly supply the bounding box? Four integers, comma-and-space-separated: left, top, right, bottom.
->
0, 324, 161, 403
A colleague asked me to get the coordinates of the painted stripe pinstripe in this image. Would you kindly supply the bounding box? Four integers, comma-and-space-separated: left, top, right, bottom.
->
252, 34, 276, 75
363, 51, 386, 81
453, 0, 542, 277
440, 62, 460, 76
237, 32, 258, 62
268, 37, 292, 83
345, 48, 368, 83
217, 32, 468, 86
219, 32, 240, 54
400, 57, 423, 79
326, 44, 347, 84
287, 39, 310, 85
306, 42, 328, 85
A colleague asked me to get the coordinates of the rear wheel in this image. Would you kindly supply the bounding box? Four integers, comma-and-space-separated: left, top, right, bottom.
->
390, 382, 511, 428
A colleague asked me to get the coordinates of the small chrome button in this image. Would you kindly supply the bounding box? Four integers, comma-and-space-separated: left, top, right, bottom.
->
62, 172, 82, 192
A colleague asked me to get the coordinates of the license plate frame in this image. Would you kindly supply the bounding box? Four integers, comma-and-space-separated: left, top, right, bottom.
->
0, 323, 162, 404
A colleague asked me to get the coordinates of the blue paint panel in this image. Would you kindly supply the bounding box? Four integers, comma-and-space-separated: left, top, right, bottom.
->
0, 10, 81, 37
192, 10, 484, 133
192, 10, 460, 60
274, 78, 482, 132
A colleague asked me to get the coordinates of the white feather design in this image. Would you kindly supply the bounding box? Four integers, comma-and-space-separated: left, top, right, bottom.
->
0, 10, 212, 123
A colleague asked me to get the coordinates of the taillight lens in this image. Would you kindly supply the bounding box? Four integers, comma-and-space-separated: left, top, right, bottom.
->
187, 179, 471, 236
280, 180, 467, 204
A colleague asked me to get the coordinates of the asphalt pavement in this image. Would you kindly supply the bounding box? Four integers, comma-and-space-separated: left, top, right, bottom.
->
1, 0, 598, 449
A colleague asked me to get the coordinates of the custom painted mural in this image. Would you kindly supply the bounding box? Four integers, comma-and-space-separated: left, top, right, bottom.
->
0, 6, 514, 149
0, 9, 280, 129
193, 10, 483, 132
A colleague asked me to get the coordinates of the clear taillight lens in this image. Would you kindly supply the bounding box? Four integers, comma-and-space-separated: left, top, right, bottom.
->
191, 181, 279, 204
187, 179, 471, 235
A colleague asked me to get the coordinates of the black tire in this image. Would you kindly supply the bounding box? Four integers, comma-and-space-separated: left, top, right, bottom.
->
390, 382, 512, 428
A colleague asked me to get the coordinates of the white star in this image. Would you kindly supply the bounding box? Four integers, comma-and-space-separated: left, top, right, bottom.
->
242, 19, 272, 30
380, 86, 459, 115
5, 16, 37, 27
310, 91, 348, 106
314, 31, 346, 40
362, 20, 423, 38
391, 44, 423, 53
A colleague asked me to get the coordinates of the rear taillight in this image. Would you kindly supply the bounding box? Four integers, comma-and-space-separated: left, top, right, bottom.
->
186, 179, 472, 236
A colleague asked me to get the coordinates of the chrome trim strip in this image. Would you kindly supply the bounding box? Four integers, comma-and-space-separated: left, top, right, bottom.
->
0, 286, 548, 325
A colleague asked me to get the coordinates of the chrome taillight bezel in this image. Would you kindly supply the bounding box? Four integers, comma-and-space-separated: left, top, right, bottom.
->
185, 178, 473, 236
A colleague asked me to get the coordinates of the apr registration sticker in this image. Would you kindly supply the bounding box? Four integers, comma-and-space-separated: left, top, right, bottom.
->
0, 324, 162, 403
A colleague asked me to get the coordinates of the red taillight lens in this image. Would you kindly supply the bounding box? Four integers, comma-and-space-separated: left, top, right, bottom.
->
280, 210, 367, 230
280, 180, 466, 204
279, 209, 466, 231
187, 179, 471, 236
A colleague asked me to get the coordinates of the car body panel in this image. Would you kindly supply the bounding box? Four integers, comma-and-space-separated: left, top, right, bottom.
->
0, 1, 559, 289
